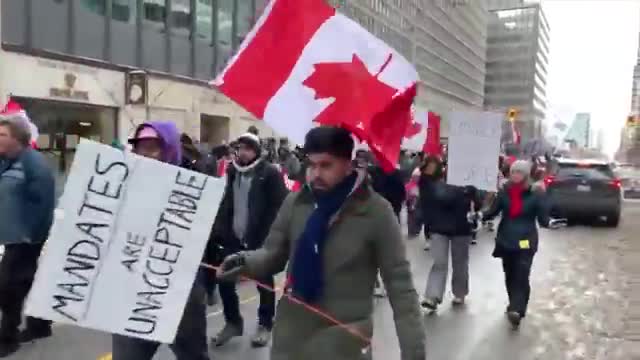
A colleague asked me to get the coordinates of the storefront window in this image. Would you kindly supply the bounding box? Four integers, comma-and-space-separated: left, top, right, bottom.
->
81, 0, 107, 15
15, 98, 118, 198
113, 0, 135, 22
143, 0, 167, 23
195, 0, 214, 41
171, 0, 192, 33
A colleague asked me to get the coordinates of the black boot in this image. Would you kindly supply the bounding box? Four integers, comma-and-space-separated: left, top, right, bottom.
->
0, 340, 19, 358
18, 326, 52, 343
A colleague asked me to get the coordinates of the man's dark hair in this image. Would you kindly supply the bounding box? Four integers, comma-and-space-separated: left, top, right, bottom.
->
304, 126, 354, 160
0, 118, 31, 146
247, 125, 259, 136
180, 133, 193, 145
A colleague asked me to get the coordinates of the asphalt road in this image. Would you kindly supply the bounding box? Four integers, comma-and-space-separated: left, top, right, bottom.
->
4, 202, 639, 360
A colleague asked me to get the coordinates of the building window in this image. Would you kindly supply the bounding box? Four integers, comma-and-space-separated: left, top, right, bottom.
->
113, 0, 134, 22
236, 0, 255, 46
143, 0, 167, 23
195, 0, 214, 41
217, 0, 234, 72
82, 0, 107, 15
171, 0, 192, 32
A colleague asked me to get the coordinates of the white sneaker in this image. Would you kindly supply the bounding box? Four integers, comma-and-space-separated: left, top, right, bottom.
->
452, 297, 465, 305
374, 286, 386, 298
421, 298, 438, 311
423, 242, 431, 251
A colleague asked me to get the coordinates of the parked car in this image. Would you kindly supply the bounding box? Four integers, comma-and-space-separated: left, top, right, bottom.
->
616, 165, 640, 199
545, 159, 622, 227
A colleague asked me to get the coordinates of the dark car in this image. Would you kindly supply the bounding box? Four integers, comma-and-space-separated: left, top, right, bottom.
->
545, 159, 622, 227
616, 166, 640, 199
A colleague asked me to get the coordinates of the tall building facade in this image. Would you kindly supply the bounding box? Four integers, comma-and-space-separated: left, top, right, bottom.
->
631, 28, 640, 116
619, 22, 640, 164
329, 0, 489, 136
0, 0, 272, 192
484, 0, 550, 143
0, 0, 489, 189
564, 112, 591, 149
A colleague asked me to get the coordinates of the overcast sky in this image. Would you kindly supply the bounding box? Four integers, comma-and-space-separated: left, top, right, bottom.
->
543, 0, 640, 155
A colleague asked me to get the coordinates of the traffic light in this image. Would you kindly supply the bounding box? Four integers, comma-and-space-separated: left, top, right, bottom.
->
507, 108, 518, 122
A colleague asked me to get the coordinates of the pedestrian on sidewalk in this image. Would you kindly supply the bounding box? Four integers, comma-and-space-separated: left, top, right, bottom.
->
0, 116, 55, 357
482, 160, 550, 329
217, 126, 426, 360
111, 122, 210, 360
209, 132, 287, 348
420, 156, 482, 311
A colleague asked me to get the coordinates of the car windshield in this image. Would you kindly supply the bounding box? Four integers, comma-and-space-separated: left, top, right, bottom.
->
556, 164, 614, 181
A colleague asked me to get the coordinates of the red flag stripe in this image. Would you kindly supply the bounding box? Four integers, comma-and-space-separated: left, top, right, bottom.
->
422, 112, 441, 156
215, 0, 335, 120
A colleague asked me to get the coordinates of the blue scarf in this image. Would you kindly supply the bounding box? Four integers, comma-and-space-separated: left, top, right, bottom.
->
290, 172, 358, 303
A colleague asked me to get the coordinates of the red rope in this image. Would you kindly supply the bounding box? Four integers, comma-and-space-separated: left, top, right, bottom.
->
199, 263, 372, 345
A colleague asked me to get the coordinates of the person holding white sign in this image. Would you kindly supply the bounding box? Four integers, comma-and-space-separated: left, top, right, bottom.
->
419, 157, 483, 312
111, 122, 210, 360
0, 115, 55, 357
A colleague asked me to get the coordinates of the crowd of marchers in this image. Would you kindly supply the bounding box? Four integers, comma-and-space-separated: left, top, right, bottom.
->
0, 112, 555, 360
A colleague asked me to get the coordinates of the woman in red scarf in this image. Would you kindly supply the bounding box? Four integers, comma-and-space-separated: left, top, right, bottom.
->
482, 160, 550, 329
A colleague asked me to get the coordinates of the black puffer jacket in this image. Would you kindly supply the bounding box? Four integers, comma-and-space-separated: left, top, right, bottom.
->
369, 166, 406, 216
419, 176, 481, 236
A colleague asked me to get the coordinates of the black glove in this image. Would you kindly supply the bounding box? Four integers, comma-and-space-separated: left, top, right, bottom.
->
217, 252, 247, 281
463, 185, 478, 197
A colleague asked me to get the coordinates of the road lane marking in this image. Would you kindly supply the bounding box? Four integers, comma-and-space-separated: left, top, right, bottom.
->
206, 294, 260, 318
96, 292, 268, 360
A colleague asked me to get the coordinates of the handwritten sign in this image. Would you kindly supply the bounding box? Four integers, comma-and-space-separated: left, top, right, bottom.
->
446, 111, 502, 191
25, 140, 224, 343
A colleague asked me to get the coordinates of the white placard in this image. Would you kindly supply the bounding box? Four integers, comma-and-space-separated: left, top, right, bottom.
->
25, 140, 224, 343
446, 111, 502, 192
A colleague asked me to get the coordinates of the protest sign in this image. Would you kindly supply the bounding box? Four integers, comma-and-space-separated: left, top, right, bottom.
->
25, 140, 224, 343
446, 111, 502, 192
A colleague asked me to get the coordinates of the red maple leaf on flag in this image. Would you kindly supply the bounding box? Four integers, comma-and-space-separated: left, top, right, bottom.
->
302, 54, 397, 129
303, 53, 417, 172
404, 120, 422, 138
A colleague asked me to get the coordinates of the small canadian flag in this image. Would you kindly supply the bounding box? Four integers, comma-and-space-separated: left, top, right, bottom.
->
213, 0, 419, 171
1, 98, 39, 149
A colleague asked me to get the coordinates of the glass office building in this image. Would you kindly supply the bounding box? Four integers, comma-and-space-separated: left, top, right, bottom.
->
0, 0, 268, 193
1, 0, 262, 80
484, 0, 550, 142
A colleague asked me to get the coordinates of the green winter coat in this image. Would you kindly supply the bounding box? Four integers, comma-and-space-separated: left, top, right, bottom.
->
243, 172, 426, 360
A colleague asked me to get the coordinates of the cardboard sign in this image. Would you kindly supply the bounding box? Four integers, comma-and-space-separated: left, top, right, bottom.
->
25, 140, 224, 343
446, 111, 502, 192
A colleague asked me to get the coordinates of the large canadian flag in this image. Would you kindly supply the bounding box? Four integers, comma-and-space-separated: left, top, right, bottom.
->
402, 107, 428, 151
213, 0, 419, 171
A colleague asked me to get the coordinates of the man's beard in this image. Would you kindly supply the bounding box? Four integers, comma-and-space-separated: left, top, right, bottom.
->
237, 156, 256, 166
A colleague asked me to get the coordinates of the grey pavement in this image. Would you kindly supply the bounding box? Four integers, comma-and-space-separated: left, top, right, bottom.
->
4, 203, 640, 360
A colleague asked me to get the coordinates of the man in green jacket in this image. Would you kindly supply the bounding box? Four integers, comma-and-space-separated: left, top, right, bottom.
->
218, 126, 426, 360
